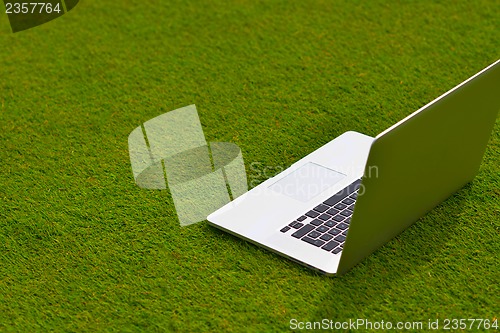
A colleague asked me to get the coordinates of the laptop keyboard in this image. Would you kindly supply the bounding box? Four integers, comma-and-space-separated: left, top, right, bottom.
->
279, 179, 361, 255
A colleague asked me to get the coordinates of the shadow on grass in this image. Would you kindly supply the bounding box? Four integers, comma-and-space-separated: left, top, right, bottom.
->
313, 182, 474, 320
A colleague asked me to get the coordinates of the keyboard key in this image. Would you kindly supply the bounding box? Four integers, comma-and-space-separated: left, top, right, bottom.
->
332, 247, 342, 254
342, 230, 348, 236
334, 203, 347, 210
340, 210, 352, 217
344, 218, 351, 224
280, 226, 291, 232
349, 193, 358, 199
302, 236, 325, 247
321, 240, 340, 251
288, 221, 298, 227
328, 228, 341, 236
305, 210, 319, 218
347, 205, 355, 211
313, 204, 329, 213
336, 222, 349, 230
308, 231, 322, 239
297, 216, 307, 222
324, 220, 336, 227
310, 219, 323, 226
320, 234, 333, 241
292, 224, 315, 238
334, 235, 346, 242
323, 179, 361, 206
331, 215, 344, 222
327, 208, 339, 215
342, 198, 355, 205
318, 214, 331, 221
323, 193, 349, 207
316, 225, 329, 233
292, 222, 304, 229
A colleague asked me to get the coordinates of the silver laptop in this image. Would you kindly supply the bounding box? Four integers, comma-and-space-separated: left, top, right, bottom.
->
208, 59, 500, 275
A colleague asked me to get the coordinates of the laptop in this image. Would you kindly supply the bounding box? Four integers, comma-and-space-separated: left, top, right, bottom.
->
207, 59, 500, 275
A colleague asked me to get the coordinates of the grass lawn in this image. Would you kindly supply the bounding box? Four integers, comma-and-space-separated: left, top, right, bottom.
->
1, 0, 499, 331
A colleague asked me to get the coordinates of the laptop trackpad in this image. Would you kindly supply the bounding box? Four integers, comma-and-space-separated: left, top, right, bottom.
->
268, 162, 346, 202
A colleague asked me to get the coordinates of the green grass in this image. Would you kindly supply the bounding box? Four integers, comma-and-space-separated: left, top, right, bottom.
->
1, 0, 499, 331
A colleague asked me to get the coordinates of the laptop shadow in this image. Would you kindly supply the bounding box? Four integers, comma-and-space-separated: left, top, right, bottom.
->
312, 182, 475, 319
